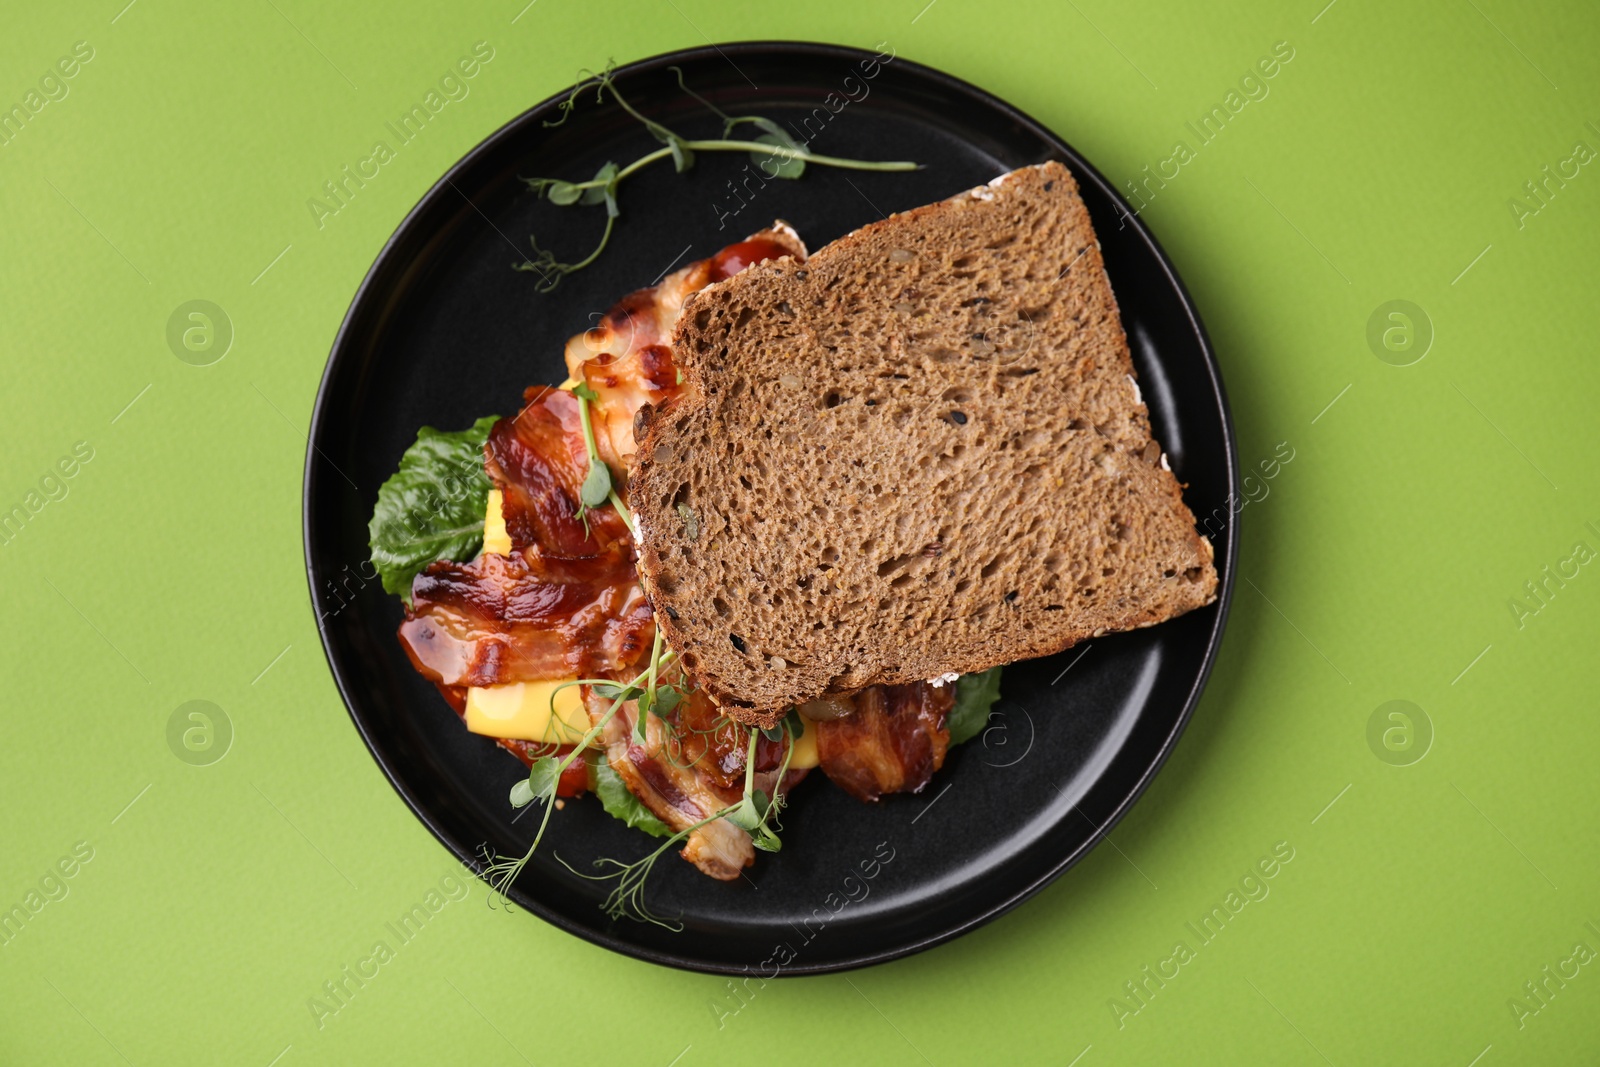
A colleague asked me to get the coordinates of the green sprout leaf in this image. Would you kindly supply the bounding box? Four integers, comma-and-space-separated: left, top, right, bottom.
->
668, 136, 695, 172
545, 181, 583, 205
368, 416, 500, 602
948, 667, 1004, 746
653, 685, 683, 716
579, 460, 613, 508
751, 132, 805, 178
724, 795, 763, 832
527, 756, 561, 801
592, 754, 672, 838
578, 162, 618, 205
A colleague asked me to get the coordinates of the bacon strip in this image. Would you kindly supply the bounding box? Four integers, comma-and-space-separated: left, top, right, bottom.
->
486, 386, 629, 559
586, 684, 809, 880
588, 689, 750, 880
815, 683, 954, 802
399, 548, 652, 687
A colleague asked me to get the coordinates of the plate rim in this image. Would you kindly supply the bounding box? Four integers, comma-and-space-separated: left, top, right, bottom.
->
303, 38, 1239, 976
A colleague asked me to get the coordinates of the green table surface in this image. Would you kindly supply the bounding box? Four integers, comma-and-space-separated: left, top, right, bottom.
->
4, 0, 1598, 1063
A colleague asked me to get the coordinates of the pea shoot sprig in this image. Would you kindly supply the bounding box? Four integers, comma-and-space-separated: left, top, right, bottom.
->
482, 615, 804, 925
569, 382, 631, 535
483, 648, 676, 906
515, 64, 920, 291
563, 713, 801, 928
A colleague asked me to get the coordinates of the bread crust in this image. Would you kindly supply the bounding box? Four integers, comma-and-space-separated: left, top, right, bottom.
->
631, 162, 1217, 725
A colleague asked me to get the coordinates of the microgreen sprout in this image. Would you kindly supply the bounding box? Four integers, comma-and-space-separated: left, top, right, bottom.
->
481, 649, 676, 908
569, 382, 632, 535
515, 63, 919, 290
562, 718, 797, 927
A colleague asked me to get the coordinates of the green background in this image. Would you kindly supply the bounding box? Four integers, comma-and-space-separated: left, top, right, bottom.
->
3, 0, 1597, 1062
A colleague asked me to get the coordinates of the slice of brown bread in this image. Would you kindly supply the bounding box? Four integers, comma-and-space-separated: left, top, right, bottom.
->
630, 161, 1218, 725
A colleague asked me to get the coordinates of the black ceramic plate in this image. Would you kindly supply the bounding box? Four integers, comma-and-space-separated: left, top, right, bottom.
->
305, 41, 1237, 975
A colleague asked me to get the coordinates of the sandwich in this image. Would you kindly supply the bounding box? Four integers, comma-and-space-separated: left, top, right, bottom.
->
370, 161, 1216, 917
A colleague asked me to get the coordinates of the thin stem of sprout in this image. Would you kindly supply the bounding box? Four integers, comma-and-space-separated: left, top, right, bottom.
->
646, 626, 663, 707
561, 211, 617, 274
607, 488, 633, 530
547, 140, 916, 197
571, 380, 632, 529
563, 804, 735, 928
574, 382, 602, 458
741, 726, 759, 802
685, 139, 919, 172
484, 651, 676, 905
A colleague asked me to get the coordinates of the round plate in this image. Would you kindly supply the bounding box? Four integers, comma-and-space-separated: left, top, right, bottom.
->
305, 41, 1237, 975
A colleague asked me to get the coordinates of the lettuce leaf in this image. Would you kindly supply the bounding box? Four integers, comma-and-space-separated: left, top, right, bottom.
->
592, 753, 672, 838
947, 667, 1003, 746
368, 417, 499, 601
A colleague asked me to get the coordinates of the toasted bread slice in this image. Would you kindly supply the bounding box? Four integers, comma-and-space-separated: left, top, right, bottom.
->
630, 162, 1218, 725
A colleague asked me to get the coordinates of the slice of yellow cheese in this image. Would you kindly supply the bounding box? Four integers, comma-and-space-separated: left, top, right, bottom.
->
482, 488, 511, 557
471, 491, 594, 745
465, 680, 590, 744
788, 722, 820, 770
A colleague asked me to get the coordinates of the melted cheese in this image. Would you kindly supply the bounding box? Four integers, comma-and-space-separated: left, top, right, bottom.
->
789, 719, 820, 769
465, 680, 590, 744
470, 489, 591, 743
482, 488, 511, 556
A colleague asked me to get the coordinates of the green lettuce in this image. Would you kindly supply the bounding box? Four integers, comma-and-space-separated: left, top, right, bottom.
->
368, 417, 499, 601
592, 753, 672, 838
947, 667, 1003, 746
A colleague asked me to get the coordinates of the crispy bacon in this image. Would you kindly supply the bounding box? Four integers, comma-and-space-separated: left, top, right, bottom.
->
816, 683, 955, 802
399, 547, 653, 687
486, 386, 629, 558
662, 687, 790, 791
585, 686, 808, 881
